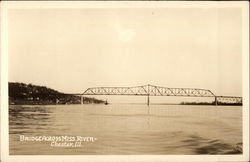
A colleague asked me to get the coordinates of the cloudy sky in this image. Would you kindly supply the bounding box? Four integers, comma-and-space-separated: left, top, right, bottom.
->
8, 8, 242, 99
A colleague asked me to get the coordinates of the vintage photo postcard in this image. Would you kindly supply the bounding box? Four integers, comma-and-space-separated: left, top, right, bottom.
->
1, 1, 249, 162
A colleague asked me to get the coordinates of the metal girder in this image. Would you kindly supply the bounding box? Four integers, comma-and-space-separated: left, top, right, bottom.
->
83, 84, 215, 97
216, 96, 243, 103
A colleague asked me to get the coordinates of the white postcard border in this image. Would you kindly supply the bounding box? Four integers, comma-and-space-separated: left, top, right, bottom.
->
1, 1, 249, 162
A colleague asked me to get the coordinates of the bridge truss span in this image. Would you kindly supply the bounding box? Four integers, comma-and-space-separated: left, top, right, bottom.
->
80, 84, 242, 105
83, 84, 215, 97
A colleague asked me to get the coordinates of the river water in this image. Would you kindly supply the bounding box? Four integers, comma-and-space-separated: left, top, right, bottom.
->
9, 104, 242, 155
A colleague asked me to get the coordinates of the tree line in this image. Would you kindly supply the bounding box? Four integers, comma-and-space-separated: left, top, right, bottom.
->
9, 82, 104, 105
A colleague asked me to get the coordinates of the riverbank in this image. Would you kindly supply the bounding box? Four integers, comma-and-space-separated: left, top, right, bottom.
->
9, 82, 104, 105
180, 101, 242, 106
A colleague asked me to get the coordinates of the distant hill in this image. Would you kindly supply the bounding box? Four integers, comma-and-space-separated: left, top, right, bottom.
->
9, 82, 104, 105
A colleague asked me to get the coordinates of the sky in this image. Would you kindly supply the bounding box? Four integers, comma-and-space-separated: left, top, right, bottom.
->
8, 8, 242, 101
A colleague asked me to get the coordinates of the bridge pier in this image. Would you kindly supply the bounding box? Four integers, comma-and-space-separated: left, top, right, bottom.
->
81, 95, 83, 104
214, 96, 217, 106
147, 95, 150, 106
147, 84, 150, 106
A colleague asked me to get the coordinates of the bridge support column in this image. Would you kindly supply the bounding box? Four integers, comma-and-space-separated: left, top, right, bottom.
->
147, 95, 150, 106
81, 95, 83, 105
214, 96, 217, 106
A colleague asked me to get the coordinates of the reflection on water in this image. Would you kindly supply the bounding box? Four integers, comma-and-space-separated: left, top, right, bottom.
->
9, 104, 242, 155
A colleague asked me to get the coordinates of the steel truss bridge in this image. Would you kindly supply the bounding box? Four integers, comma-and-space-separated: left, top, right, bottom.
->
79, 84, 242, 105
